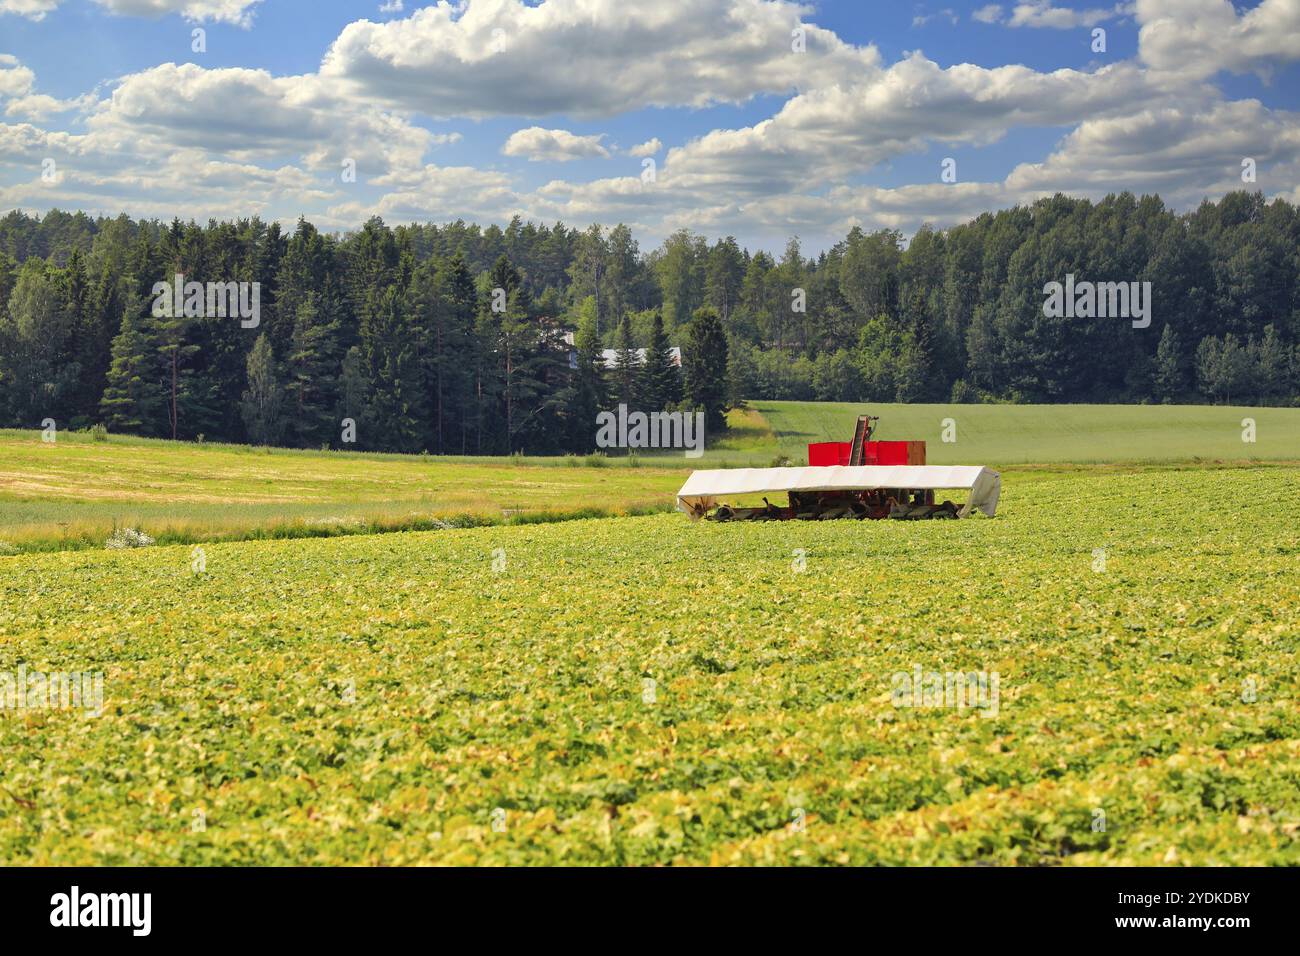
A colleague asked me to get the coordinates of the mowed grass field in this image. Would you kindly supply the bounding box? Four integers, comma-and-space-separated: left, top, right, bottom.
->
0, 429, 685, 553
751, 401, 1300, 465
1, 465, 1298, 865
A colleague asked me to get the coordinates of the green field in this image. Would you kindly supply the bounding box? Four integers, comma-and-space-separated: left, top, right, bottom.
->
4, 401, 1297, 554
0, 429, 685, 553
1, 465, 1297, 865
750, 401, 1300, 464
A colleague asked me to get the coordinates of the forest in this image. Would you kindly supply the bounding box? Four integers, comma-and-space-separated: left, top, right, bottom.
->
0, 189, 1297, 454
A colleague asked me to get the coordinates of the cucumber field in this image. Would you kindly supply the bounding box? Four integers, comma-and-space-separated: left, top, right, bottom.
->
2, 452, 1298, 865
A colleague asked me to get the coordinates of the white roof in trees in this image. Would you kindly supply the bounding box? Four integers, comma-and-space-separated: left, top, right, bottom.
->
600, 347, 681, 369
675, 465, 1002, 519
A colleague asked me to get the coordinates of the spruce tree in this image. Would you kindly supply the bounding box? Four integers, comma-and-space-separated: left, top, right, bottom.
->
566, 301, 608, 451
282, 292, 341, 447
100, 291, 165, 434
611, 314, 638, 407
359, 285, 425, 452
441, 253, 478, 454
416, 254, 476, 454
683, 305, 729, 435
337, 344, 369, 446
638, 310, 681, 410
62, 248, 97, 423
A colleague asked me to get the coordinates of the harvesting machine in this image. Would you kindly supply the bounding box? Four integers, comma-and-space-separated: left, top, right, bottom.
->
675, 414, 1000, 521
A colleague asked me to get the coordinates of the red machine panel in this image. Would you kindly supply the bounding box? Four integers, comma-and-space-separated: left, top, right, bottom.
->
808, 440, 926, 466
807, 442, 851, 466
866, 440, 926, 465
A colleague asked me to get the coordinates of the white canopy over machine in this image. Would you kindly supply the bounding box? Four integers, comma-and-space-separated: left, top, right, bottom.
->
675, 465, 1001, 519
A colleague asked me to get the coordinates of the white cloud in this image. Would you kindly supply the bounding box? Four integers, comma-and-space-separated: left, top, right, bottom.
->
0, 55, 35, 97
647, 54, 1151, 199
1007, 2, 1131, 29
4, 0, 1300, 251
913, 8, 959, 27
319, 0, 878, 118
92, 0, 263, 25
2, 0, 261, 23
0, 123, 341, 222
627, 137, 661, 157
331, 163, 518, 223
0, 0, 59, 19
1138, 0, 1300, 80
88, 63, 433, 175
502, 126, 610, 161
1005, 97, 1300, 201
0, 56, 96, 119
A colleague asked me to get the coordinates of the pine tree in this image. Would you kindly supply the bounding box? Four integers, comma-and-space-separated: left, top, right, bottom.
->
154, 288, 202, 440
476, 256, 559, 452
683, 305, 729, 435
100, 291, 165, 434
498, 285, 553, 452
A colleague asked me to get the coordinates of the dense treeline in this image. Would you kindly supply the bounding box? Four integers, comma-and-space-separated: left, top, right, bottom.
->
1, 190, 1297, 454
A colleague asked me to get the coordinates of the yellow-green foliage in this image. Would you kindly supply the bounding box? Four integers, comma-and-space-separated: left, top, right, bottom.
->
0, 428, 684, 553
0, 466, 1297, 864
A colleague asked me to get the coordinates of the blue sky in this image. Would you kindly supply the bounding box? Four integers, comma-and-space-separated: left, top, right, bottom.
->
1, 0, 1298, 254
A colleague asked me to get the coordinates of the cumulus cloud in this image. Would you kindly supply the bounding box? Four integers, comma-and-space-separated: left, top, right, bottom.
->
1138, 0, 1300, 80
4, 0, 1300, 250
331, 163, 518, 223
648, 54, 1151, 198
0, 55, 34, 97
319, 0, 878, 118
502, 126, 610, 161
0, 55, 96, 120
1005, 97, 1300, 200
627, 137, 661, 157
87, 63, 433, 176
